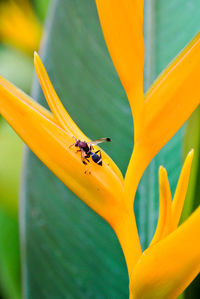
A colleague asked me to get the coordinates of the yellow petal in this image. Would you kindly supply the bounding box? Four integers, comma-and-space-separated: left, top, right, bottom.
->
150, 167, 172, 247
33, 54, 142, 266
151, 151, 194, 247
125, 33, 200, 204
34, 52, 83, 138
0, 75, 56, 124
130, 206, 200, 299
0, 0, 41, 54
95, 0, 145, 121
33, 52, 123, 183
0, 58, 143, 275
0, 72, 142, 272
143, 33, 200, 145
0, 81, 124, 225
171, 149, 194, 230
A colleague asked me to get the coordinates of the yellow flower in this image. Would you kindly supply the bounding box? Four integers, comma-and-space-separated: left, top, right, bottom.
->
130, 207, 200, 299
130, 151, 200, 299
0, 0, 41, 54
0, 1, 199, 298
96, 1, 200, 297
96, 1, 200, 204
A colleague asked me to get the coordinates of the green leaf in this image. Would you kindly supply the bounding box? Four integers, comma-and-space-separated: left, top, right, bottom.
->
0, 210, 21, 299
22, 1, 130, 298
0, 120, 23, 215
32, 0, 50, 22
181, 106, 200, 298
182, 107, 200, 220
0, 46, 33, 93
21, 0, 200, 298
0, 120, 22, 299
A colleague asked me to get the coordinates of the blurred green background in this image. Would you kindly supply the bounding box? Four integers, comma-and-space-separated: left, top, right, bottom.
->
0, 0, 199, 298
0, 1, 49, 298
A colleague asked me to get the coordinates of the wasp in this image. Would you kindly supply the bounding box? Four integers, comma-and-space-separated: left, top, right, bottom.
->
70, 137, 111, 166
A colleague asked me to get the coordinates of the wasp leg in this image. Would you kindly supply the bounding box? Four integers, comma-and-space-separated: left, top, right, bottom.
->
83, 157, 90, 165
69, 143, 75, 149
80, 150, 88, 165
69, 136, 77, 148
83, 154, 91, 174
83, 155, 90, 163
85, 155, 90, 162
84, 164, 92, 174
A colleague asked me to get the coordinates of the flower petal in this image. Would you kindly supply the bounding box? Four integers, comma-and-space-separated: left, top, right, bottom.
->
151, 151, 194, 246
0, 59, 142, 276
33, 53, 123, 183
150, 166, 172, 247
95, 0, 145, 120
125, 33, 200, 204
0, 75, 56, 124
130, 206, 200, 299
34, 52, 83, 138
0, 72, 142, 272
0, 82, 124, 225
171, 149, 194, 230
143, 33, 200, 147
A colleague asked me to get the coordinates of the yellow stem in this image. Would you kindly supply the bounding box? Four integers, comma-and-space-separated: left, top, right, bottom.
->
125, 143, 152, 206
113, 210, 142, 277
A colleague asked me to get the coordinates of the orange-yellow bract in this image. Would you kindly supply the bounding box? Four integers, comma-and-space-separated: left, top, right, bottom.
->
130, 206, 200, 299
0, 0, 41, 54
0, 1, 200, 298
96, 0, 200, 297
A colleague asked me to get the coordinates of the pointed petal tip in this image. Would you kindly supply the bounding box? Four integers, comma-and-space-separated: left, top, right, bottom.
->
188, 148, 194, 160
171, 148, 195, 230
159, 165, 166, 172
159, 166, 168, 182
183, 148, 194, 174
34, 51, 38, 58
34, 51, 41, 65
159, 150, 193, 182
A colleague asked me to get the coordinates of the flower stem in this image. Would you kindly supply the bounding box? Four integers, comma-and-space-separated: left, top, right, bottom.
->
125, 143, 152, 206
113, 209, 142, 277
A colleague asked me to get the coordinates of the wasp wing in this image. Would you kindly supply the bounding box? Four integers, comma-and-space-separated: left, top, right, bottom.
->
88, 137, 111, 145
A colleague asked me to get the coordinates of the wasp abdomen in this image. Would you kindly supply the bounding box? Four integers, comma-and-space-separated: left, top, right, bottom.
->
91, 152, 102, 166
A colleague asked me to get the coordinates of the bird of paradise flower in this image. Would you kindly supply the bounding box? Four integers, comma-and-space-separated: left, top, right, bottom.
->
0, 1, 200, 298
